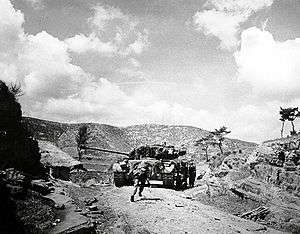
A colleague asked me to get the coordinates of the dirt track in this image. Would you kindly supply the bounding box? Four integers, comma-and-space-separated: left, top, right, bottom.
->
98, 185, 285, 234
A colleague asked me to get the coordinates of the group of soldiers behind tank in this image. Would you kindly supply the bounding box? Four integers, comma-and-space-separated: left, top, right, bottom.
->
174, 160, 196, 189
269, 140, 300, 168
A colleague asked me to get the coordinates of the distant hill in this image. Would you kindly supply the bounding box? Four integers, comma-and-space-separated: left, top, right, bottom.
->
23, 117, 257, 162
263, 134, 300, 146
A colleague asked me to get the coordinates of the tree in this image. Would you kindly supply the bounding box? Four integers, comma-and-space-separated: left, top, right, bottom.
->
279, 107, 298, 137
211, 126, 231, 154
75, 125, 90, 161
288, 107, 299, 135
279, 107, 289, 138
8, 82, 24, 99
195, 135, 216, 162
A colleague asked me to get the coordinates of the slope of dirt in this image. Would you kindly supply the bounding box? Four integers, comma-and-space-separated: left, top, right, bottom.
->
66, 184, 285, 234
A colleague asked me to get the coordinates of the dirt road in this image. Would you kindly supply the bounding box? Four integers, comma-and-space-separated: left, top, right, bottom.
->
98, 185, 285, 234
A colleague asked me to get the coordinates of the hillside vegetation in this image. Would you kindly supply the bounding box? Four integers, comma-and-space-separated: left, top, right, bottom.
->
22, 117, 257, 161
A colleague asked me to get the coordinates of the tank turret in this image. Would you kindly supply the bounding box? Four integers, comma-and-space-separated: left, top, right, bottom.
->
128, 144, 187, 160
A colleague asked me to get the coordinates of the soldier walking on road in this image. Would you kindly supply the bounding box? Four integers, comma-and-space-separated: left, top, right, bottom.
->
130, 164, 150, 202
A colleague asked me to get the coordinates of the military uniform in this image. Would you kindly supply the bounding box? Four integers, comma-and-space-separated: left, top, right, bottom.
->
180, 161, 188, 189
189, 163, 196, 187
130, 166, 150, 202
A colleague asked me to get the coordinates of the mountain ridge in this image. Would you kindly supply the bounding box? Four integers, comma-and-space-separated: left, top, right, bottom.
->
22, 117, 257, 162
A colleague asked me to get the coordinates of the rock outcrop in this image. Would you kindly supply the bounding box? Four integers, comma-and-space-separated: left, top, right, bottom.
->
0, 81, 44, 177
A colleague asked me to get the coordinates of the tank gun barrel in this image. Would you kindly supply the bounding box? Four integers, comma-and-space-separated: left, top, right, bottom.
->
81, 146, 129, 156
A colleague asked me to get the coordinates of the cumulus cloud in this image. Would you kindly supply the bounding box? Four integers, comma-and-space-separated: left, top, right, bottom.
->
88, 4, 129, 31
0, 0, 25, 85
193, 0, 274, 49
0, 0, 24, 70
22, 32, 92, 100
193, 9, 242, 49
0, 0, 24, 49
0, 0, 149, 123
40, 81, 218, 129
67, 4, 149, 56
0, 0, 92, 101
0, 0, 148, 97
64, 3, 149, 84
65, 33, 117, 55
235, 27, 300, 99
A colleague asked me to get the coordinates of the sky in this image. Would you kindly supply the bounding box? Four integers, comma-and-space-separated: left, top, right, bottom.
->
0, 0, 299, 143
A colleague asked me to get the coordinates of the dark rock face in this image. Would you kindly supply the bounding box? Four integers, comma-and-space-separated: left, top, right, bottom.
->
0, 80, 45, 177
0, 81, 22, 131
0, 173, 25, 234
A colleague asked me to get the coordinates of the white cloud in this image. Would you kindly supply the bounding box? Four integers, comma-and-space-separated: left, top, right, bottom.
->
40, 81, 218, 129
0, 0, 24, 73
65, 33, 117, 55
235, 27, 300, 99
126, 30, 149, 55
0, 0, 148, 100
88, 4, 128, 31
206, 0, 273, 13
193, 9, 242, 49
0, 0, 92, 101
0, 0, 24, 43
64, 3, 149, 85
193, 0, 274, 49
0, 0, 148, 123
67, 4, 149, 56
21, 31, 92, 100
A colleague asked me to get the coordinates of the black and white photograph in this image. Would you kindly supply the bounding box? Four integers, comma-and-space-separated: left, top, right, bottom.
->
0, 0, 299, 233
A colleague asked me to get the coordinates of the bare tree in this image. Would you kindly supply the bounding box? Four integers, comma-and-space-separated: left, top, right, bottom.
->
280, 107, 298, 136
195, 134, 216, 162
211, 126, 231, 154
279, 107, 289, 138
76, 125, 90, 160
289, 108, 299, 135
8, 82, 24, 99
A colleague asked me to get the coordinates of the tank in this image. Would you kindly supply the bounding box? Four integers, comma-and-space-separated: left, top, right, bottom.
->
82, 144, 195, 190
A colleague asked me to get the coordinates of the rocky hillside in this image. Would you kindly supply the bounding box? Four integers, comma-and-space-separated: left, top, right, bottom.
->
23, 117, 257, 160
263, 133, 300, 146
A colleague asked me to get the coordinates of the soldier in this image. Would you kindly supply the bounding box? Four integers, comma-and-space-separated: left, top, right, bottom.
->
129, 148, 136, 159
174, 161, 188, 190
119, 158, 130, 173
174, 162, 182, 190
119, 158, 130, 184
188, 162, 196, 187
130, 163, 150, 202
